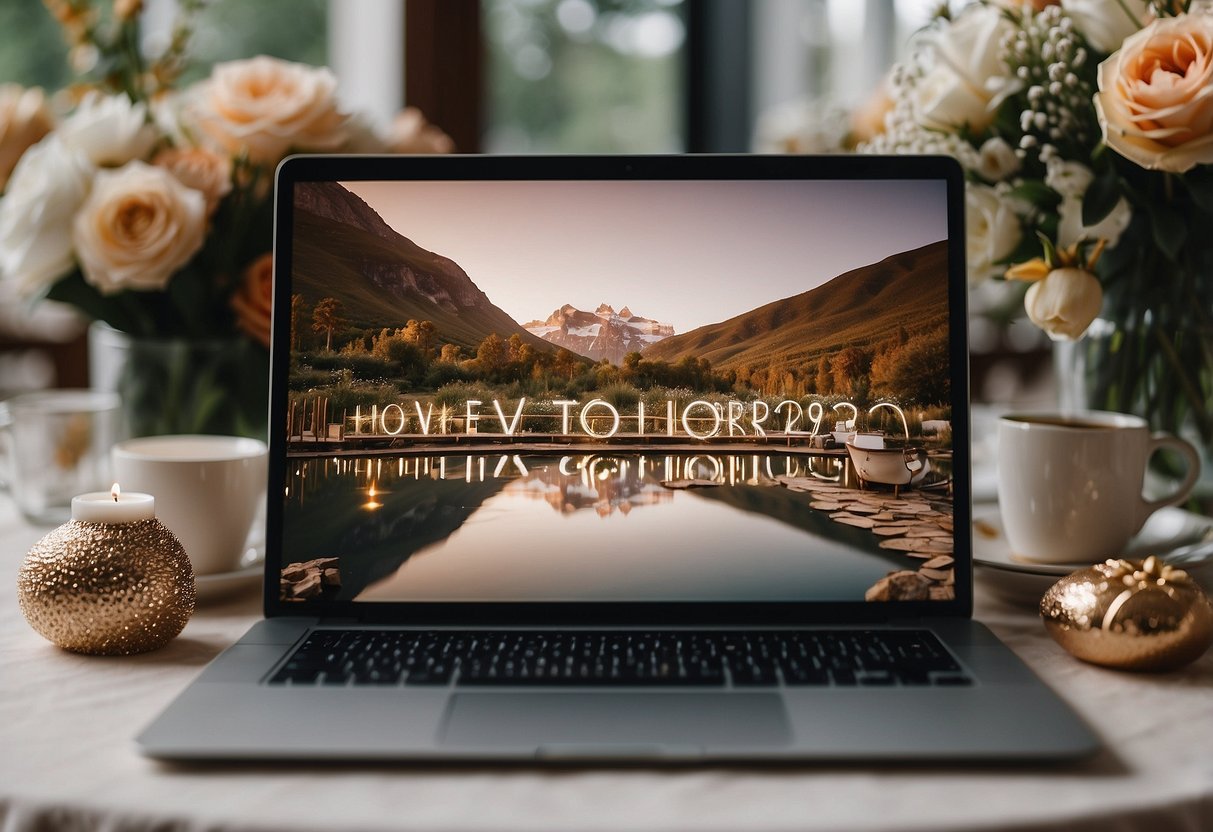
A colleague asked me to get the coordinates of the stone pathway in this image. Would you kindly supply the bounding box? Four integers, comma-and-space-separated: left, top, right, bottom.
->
774, 476, 955, 602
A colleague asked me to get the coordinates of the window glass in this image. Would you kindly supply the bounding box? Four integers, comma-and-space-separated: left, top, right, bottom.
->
483, 0, 686, 153
0, 1, 327, 91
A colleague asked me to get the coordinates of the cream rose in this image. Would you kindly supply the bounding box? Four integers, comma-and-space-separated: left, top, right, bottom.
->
153, 146, 232, 215
976, 137, 1021, 181
0, 137, 93, 298
1094, 8, 1213, 172
0, 85, 53, 190
966, 183, 1023, 283
1024, 267, 1103, 340
913, 7, 1016, 134
187, 56, 348, 165
72, 161, 206, 295
231, 253, 273, 348
1060, 0, 1150, 54
57, 92, 157, 167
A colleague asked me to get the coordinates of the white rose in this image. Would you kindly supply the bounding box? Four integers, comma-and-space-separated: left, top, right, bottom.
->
0, 136, 93, 298
186, 56, 348, 165
914, 7, 1016, 133
0, 84, 53, 190
1024, 267, 1103, 341
57, 92, 157, 167
1044, 157, 1094, 198
966, 183, 1023, 283
72, 161, 206, 295
976, 137, 1021, 181
1057, 193, 1132, 249
1060, 0, 1150, 54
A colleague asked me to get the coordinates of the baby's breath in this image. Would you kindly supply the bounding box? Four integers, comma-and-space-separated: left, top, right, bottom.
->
1000, 5, 1099, 175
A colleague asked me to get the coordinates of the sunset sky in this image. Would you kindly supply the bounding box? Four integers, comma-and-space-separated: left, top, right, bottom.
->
342, 179, 948, 334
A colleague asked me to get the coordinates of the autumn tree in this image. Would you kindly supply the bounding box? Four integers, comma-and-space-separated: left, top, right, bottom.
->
311, 297, 344, 351
870, 326, 949, 404
829, 347, 868, 396
476, 333, 506, 372
402, 319, 438, 357
439, 343, 462, 363
814, 356, 831, 395
506, 333, 526, 364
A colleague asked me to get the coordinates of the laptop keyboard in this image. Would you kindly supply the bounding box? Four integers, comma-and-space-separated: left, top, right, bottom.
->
267, 629, 971, 688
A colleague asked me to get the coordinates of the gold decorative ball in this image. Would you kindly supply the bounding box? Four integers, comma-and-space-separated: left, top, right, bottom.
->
17, 519, 196, 655
1040, 556, 1213, 672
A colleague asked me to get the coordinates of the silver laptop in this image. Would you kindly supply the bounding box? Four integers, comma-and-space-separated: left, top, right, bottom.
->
138, 154, 1098, 762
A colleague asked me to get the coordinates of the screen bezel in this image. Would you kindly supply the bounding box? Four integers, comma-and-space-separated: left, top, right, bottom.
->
266, 153, 972, 625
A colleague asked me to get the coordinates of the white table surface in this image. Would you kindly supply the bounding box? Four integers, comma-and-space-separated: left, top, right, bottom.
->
1, 498, 1211, 832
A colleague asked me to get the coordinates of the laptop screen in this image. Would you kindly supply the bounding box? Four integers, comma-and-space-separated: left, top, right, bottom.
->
274, 158, 966, 613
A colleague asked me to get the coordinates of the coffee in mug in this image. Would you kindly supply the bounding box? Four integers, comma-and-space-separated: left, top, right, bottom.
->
997, 411, 1199, 563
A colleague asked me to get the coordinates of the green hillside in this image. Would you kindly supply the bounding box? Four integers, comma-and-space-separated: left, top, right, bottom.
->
291, 209, 545, 351
643, 240, 949, 373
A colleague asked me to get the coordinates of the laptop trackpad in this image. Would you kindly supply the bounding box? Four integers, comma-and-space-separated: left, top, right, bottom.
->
441, 693, 791, 752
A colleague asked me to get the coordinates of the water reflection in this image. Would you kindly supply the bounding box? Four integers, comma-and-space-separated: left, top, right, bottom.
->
281, 452, 921, 603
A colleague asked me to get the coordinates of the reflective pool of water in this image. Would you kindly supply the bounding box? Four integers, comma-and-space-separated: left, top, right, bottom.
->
281, 452, 937, 603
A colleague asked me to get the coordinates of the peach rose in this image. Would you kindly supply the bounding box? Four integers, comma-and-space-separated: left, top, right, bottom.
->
231, 253, 273, 347
1094, 9, 1213, 172
187, 56, 348, 165
0, 85, 53, 190
153, 146, 232, 215
72, 161, 206, 295
385, 107, 455, 154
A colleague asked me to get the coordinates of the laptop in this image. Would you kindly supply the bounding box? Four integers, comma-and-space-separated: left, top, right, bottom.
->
137, 154, 1098, 761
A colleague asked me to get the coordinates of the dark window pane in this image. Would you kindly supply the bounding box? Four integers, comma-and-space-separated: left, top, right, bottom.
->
483, 0, 685, 153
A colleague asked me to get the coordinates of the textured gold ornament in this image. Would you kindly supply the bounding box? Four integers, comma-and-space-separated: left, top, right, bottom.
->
17, 519, 196, 655
1041, 556, 1213, 672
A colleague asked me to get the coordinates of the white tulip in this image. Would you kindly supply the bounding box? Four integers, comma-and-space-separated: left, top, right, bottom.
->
1024, 267, 1103, 341
1057, 193, 1132, 249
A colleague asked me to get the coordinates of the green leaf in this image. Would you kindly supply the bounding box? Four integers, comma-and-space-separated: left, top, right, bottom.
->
1150, 204, 1188, 261
1082, 168, 1121, 227
1035, 231, 1059, 267
1008, 180, 1061, 209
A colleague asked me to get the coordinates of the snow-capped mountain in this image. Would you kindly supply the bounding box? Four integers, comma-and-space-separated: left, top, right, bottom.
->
523, 303, 675, 365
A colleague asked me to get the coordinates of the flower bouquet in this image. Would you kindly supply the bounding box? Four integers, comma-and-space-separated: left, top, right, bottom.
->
0, 0, 451, 438
865, 0, 1213, 495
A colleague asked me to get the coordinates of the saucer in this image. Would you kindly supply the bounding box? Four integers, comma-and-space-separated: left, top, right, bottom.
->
194, 547, 265, 603
972, 504, 1213, 606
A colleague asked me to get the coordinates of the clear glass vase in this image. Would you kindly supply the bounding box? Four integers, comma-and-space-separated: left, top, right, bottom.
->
1055, 317, 1213, 517
88, 322, 269, 441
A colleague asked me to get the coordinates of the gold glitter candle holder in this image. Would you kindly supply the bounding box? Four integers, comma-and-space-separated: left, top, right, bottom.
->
18, 518, 196, 655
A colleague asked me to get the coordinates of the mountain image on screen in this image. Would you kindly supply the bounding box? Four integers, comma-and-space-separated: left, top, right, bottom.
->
292, 181, 546, 350
284, 179, 954, 605
524, 303, 675, 364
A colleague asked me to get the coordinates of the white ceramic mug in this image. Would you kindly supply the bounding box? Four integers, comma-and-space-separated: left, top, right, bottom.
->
997, 412, 1200, 563
112, 435, 268, 575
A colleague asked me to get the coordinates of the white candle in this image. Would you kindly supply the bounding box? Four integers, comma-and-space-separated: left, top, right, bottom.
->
71, 483, 155, 523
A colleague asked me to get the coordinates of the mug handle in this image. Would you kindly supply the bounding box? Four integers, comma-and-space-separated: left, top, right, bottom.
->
1138, 433, 1201, 528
